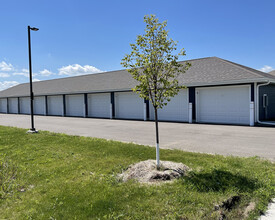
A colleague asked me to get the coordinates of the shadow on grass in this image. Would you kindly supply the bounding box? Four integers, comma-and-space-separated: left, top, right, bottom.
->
183, 169, 259, 193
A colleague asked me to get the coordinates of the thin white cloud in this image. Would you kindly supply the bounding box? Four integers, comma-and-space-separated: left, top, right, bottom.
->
33, 78, 41, 82
258, 65, 274, 73
13, 69, 37, 77
13, 72, 29, 77
58, 64, 102, 76
0, 61, 14, 72
0, 73, 10, 78
0, 81, 19, 91
39, 69, 54, 76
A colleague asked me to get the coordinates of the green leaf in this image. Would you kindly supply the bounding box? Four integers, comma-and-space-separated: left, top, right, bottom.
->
121, 14, 191, 109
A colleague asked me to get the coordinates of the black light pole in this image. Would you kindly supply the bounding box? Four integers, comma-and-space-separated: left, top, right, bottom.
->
27, 25, 39, 133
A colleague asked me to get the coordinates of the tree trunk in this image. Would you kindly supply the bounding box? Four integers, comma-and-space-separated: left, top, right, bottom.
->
154, 107, 160, 169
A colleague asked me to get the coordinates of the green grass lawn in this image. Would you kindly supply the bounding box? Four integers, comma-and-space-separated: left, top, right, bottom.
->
0, 125, 274, 219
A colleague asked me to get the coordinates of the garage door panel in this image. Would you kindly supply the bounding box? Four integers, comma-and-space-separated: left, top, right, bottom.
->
0, 99, 7, 113
47, 95, 63, 116
66, 95, 84, 117
20, 97, 30, 114
34, 96, 45, 115
8, 98, 18, 114
115, 92, 144, 119
88, 93, 110, 118
149, 90, 189, 122
197, 86, 250, 125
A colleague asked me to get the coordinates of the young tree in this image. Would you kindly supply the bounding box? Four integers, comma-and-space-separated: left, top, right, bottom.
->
121, 15, 191, 169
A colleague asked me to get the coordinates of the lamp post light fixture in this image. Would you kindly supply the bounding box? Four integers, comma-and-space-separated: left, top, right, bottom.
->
27, 25, 39, 133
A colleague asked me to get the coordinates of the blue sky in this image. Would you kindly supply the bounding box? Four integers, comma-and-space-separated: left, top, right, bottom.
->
0, 0, 274, 90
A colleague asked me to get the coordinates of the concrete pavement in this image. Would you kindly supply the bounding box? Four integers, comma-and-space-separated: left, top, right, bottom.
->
0, 114, 274, 161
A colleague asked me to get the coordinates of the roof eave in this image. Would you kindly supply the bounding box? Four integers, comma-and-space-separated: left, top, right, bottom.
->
184, 78, 275, 87
0, 88, 135, 99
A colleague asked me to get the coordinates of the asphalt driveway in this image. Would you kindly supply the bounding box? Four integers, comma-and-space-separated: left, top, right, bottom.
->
0, 114, 274, 161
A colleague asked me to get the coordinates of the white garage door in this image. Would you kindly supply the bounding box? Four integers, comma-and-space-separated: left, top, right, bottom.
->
115, 92, 144, 119
8, 98, 18, 114
0, 98, 7, 113
66, 94, 84, 117
34, 96, 45, 115
88, 93, 110, 118
196, 85, 250, 125
47, 95, 63, 116
149, 90, 189, 122
20, 97, 30, 114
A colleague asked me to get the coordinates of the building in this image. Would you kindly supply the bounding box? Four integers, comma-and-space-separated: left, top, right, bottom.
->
0, 57, 275, 126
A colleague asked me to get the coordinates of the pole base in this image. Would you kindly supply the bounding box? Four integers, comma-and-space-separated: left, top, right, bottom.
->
27, 129, 38, 134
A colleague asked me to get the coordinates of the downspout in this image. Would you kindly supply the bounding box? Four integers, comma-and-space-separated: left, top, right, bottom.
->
256, 80, 275, 125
